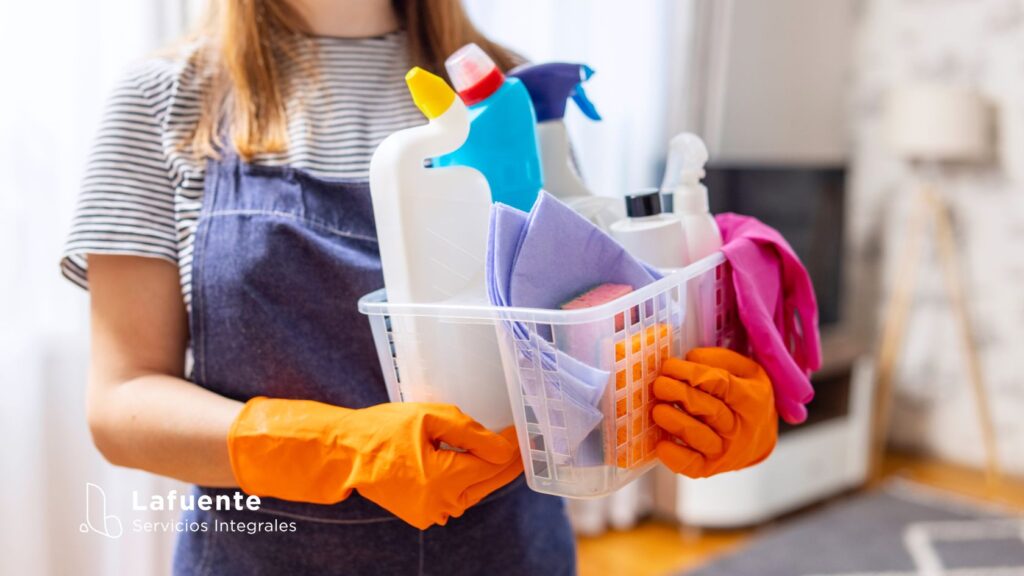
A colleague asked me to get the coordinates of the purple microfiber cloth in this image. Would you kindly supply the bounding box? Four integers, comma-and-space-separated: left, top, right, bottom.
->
506, 192, 660, 309
486, 202, 529, 309
486, 192, 663, 463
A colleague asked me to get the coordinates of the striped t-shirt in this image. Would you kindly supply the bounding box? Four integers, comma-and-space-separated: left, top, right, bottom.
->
61, 31, 424, 309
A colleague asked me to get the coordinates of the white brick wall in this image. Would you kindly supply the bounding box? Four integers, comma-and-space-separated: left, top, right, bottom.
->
850, 0, 1024, 474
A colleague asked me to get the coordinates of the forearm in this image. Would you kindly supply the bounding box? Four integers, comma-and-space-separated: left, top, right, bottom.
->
87, 370, 243, 487
86, 254, 243, 487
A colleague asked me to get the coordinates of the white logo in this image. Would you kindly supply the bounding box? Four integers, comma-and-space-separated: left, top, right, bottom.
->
79, 482, 123, 539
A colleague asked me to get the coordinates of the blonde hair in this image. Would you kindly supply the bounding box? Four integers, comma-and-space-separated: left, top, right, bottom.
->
189, 0, 516, 161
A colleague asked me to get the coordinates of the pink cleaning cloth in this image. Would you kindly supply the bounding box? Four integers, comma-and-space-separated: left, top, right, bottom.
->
715, 213, 821, 424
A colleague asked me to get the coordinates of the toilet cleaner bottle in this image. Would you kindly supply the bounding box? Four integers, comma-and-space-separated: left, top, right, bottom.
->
369, 67, 491, 303
369, 67, 512, 431
434, 43, 543, 212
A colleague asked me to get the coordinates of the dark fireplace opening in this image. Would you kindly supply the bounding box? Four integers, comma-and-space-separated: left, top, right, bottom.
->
705, 165, 846, 328
700, 164, 851, 429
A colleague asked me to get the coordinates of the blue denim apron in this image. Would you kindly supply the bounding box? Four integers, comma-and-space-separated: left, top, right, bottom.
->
172, 156, 576, 575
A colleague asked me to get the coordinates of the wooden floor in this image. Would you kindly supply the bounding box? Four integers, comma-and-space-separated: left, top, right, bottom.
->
575, 453, 1024, 576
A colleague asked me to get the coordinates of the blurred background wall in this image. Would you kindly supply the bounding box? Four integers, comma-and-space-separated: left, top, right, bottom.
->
848, 0, 1024, 475
0, 2, 192, 574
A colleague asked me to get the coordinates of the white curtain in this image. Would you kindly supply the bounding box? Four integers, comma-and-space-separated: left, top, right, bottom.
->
0, 2, 192, 574
463, 0, 699, 198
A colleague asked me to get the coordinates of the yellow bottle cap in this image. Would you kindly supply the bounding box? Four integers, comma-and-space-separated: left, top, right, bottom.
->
405, 67, 456, 120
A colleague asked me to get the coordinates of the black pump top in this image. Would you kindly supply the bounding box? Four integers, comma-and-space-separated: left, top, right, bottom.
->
624, 189, 663, 218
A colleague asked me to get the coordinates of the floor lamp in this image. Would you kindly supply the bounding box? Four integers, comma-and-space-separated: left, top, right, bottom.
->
872, 84, 1001, 489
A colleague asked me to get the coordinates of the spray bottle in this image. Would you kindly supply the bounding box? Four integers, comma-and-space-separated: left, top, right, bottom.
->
509, 63, 600, 198
659, 133, 722, 353
510, 62, 623, 230
660, 133, 722, 263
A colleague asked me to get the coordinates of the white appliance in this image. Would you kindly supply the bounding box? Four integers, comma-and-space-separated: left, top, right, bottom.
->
653, 340, 873, 528
646, 0, 865, 530
681, 0, 855, 164
567, 0, 863, 534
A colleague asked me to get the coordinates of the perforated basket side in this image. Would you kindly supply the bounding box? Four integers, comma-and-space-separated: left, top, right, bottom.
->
495, 316, 591, 492
365, 311, 404, 403
710, 259, 747, 354
358, 254, 746, 499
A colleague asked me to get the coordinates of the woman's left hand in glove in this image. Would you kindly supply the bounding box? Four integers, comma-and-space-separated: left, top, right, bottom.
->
652, 347, 778, 478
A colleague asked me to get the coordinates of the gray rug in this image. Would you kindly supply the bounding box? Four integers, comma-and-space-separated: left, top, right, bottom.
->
685, 480, 1024, 576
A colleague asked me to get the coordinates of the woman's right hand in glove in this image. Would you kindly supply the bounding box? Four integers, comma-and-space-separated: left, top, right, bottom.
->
653, 348, 778, 478
227, 398, 523, 530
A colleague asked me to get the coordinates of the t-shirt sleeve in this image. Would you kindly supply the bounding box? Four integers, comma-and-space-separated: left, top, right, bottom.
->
60, 62, 178, 290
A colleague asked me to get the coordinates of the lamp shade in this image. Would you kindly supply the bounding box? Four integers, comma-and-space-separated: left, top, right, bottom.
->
885, 84, 992, 162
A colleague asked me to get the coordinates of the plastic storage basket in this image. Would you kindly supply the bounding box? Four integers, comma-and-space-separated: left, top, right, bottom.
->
358, 252, 744, 498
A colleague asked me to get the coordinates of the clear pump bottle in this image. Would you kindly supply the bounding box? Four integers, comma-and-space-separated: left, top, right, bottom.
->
660, 133, 722, 264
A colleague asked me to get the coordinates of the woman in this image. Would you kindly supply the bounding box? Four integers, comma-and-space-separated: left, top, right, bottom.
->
63, 0, 778, 574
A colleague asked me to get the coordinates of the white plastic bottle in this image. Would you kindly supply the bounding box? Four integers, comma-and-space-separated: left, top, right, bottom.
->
369, 67, 492, 303
609, 190, 688, 270
660, 133, 722, 263
369, 67, 512, 430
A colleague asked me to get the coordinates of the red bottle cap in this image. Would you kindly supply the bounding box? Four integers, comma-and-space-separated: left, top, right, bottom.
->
445, 43, 505, 106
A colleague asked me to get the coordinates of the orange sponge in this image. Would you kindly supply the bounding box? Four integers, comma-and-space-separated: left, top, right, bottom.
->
562, 283, 633, 330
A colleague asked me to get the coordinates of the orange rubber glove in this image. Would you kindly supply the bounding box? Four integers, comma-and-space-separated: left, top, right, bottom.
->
652, 348, 777, 478
227, 398, 523, 529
